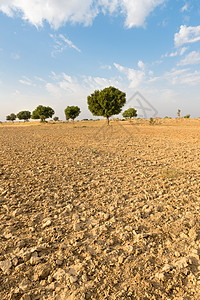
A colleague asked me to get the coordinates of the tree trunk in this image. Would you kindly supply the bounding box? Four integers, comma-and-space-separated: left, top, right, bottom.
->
107, 116, 109, 125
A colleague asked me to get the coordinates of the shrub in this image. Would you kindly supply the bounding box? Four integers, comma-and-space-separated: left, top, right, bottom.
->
149, 117, 155, 125
184, 114, 190, 118
122, 108, 137, 119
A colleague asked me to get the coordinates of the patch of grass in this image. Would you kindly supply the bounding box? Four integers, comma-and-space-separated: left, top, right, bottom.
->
161, 168, 182, 179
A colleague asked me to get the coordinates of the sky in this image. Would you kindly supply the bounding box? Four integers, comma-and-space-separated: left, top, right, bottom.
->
0, 0, 200, 121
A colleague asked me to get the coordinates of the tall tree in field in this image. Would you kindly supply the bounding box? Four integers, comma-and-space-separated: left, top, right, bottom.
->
31, 105, 54, 122
17, 111, 31, 121
64, 106, 81, 121
87, 86, 126, 125
123, 108, 137, 119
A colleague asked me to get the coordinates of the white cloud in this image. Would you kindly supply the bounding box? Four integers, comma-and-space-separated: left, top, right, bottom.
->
0, 3, 13, 17
175, 25, 200, 47
138, 60, 145, 70
34, 76, 46, 83
164, 68, 188, 85
50, 71, 60, 81
180, 47, 188, 56
46, 83, 63, 97
83, 75, 122, 91
178, 71, 200, 86
0, 0, 166, 29
100, 65, 112, 70
112, 61, 200, 87
164, 68, 200, 86
0, 0, 96, 29
59, 34, 81, 53
148, 76, 160, 83
121, 0, 165, 28
50, 34, 81, 56
178, 51, 200, 66
19, 76, 35, 86
163, 51, 176, 58
164, 47, 188, 58
98, 0, 119, 14
113, 60, 162, 87
46, 71, 123, 97
114, 62, 145, 88
169, 51, 178, 57
181, 3, 189, 12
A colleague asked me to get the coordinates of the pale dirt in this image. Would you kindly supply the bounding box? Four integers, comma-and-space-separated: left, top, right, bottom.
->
0, 119, 200, 299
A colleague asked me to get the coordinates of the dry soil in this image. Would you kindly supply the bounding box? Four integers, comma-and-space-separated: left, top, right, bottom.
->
0, 119, 200, 299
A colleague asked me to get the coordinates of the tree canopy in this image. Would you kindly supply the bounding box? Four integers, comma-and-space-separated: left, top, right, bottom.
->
122, 108, 137, 119
6, 113, 16, 121
64, 106, 81, 121
17, 111, 31, 121
31, 105, 54, 122
87, 86, 126, 125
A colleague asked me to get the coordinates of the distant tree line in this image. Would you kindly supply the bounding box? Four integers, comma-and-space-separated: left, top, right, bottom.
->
5, 87, 194, 124
6, 88, 193, 124
5, 86, 140, 124
6, 105, 57, 123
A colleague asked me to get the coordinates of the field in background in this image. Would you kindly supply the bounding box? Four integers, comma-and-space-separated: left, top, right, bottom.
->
0, 119, 200, 299
1, 117, 200, 127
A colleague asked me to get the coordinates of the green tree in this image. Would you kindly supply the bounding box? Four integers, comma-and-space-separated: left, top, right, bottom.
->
53, 116, 59, 121
64, 106, 81, 121
17, 111, 31, 121
87, 86, 126, 125
31, 105, 55, 122
6, 113, 16, 122
122, 108, 137, 119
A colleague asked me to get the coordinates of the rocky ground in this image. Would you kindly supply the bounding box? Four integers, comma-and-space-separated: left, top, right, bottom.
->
0, 119, 200, 299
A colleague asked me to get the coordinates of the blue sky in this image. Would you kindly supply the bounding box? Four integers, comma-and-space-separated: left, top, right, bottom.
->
0, 0, 200, 121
